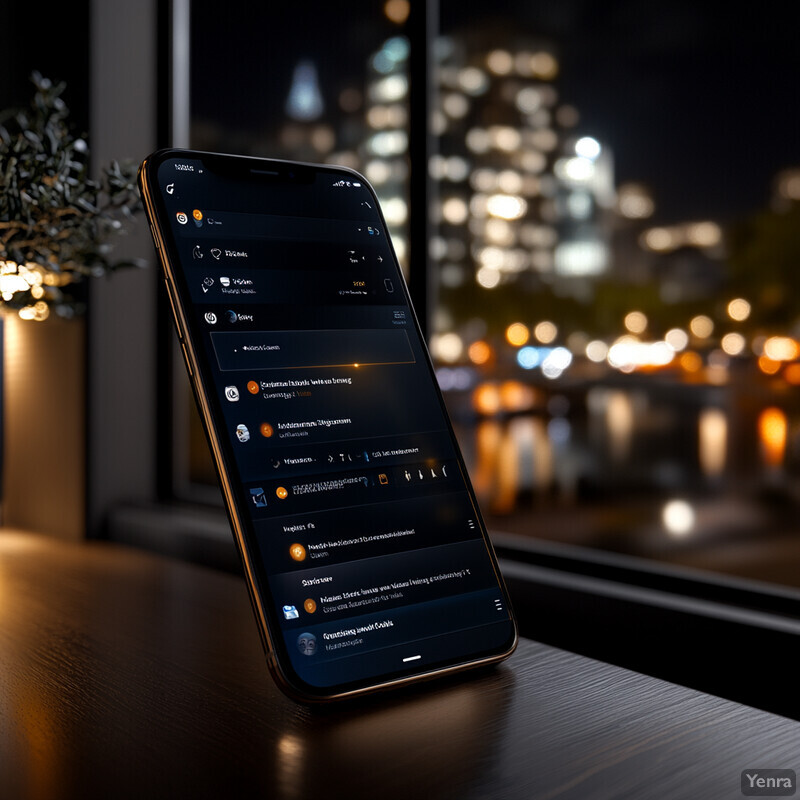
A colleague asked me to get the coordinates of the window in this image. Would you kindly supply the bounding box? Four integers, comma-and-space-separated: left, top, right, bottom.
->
174, 1, 800, 598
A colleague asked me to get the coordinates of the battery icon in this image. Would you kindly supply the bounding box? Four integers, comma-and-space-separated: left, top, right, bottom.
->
353, 182, 361, 187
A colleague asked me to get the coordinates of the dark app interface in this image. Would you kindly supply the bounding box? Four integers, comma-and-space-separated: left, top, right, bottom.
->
158, 157, 513, 688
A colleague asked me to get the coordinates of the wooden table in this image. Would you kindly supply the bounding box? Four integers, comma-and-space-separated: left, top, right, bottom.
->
0, 530, 797, 800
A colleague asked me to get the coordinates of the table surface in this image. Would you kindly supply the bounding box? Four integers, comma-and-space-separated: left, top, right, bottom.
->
0, 530, 797, 800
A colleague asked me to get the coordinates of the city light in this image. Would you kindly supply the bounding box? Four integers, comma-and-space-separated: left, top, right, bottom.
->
476, 266, 501, 288
617, 183, 655, 219
489, 126, 522, 152
574, 136, 601, 160
679, 352, 703, 373
699, 408, 727, 478
554, 240, 608, 276
441, 197, 469, 225
585, 340, 609, 363
529, 52, 558, 79
534, 321, 557, 344
727, 298, 751, 321
689, 315, 714, 338
431, 332, 463, 363
473, 383, 502, 416
443, 93, 470, 119
721, 332, 746, 356
758, 356, 781, 375
686, 221, 722, 248
517, 346, 541, 369
516, 87, 542, 113
486, 193, 527, 220
458, 68, 489, 95
368, 130, 407, 156
499, 380, 535, 412
380, 196, 408, 225
364, 160, 391, 184
641, 221, 722, 253
662, 500, 695, 536
763, 336, 800, 361
665, 328, 689, 351
486, 49, 513, 75
465, 127, 491, 153
785, 364, 800, 385
285, 61, 324, 121
505, 322, 530, 346
541, 347, 572, 379
759, 407, 787, 468
371, 74, 408, 103
555, 156, 595, 183
642, 227, 675, 252
607, 337, 674, 371
383, 0, 410, 24
624, 311, 647, 334
468, 340, 492, 365
776, 168, 800, 200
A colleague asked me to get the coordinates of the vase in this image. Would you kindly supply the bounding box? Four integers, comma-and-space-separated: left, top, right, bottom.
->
2, 314, 85, 539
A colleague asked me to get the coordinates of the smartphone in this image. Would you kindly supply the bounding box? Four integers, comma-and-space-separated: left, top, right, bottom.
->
138, 148, 517, 701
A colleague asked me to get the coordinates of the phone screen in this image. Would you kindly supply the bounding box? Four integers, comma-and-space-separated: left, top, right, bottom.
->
140, 150, 516, 700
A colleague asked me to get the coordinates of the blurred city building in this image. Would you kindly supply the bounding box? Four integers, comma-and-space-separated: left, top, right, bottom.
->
185, 5, 800, 589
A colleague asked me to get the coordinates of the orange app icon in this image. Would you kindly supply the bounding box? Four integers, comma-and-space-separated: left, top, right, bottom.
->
276, 486, 288, 500
303, 598, 317, 614
260, 423, 274, 438
247, 380, 260, 394
289, 543, 306, 562
192, 209, 203, 221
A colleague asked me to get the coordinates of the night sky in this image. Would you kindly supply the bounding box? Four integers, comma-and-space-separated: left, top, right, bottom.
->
193, 1, 800, 224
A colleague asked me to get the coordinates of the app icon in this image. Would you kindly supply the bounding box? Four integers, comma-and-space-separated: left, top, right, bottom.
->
379, 473, 389, 485
226, 310, 238, 323
235, 424, 250, 443
303, 598, 317, 614
260, 422, 274, 438
166, 183, 175, 195
224, 385, 240, 402
211, 248, 222, 260
193, 245, 204, 259
297, 632, 317, 656
289, 543, 306, 561
283, 605, 299, 620
220, 276, 231, 287
192, 209, 203, 227
247, 380, 260, 394
250, 487, 267, 507
176, 211, 188, 225
203, 277, 213, 287
276, 486, 289, 500
204, 312, 217, 324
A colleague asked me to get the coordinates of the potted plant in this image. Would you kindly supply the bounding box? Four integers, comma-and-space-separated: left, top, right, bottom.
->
0, 72, 141, 321
0, 73, 141, 538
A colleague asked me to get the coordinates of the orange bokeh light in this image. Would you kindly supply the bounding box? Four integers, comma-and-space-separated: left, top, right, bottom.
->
473, 383, 502, 416
758, 407, 787, 468
758, 355, 781, 375
468, 340, 492, 365
784, 363, 800, 385
679, 352, 702, 373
